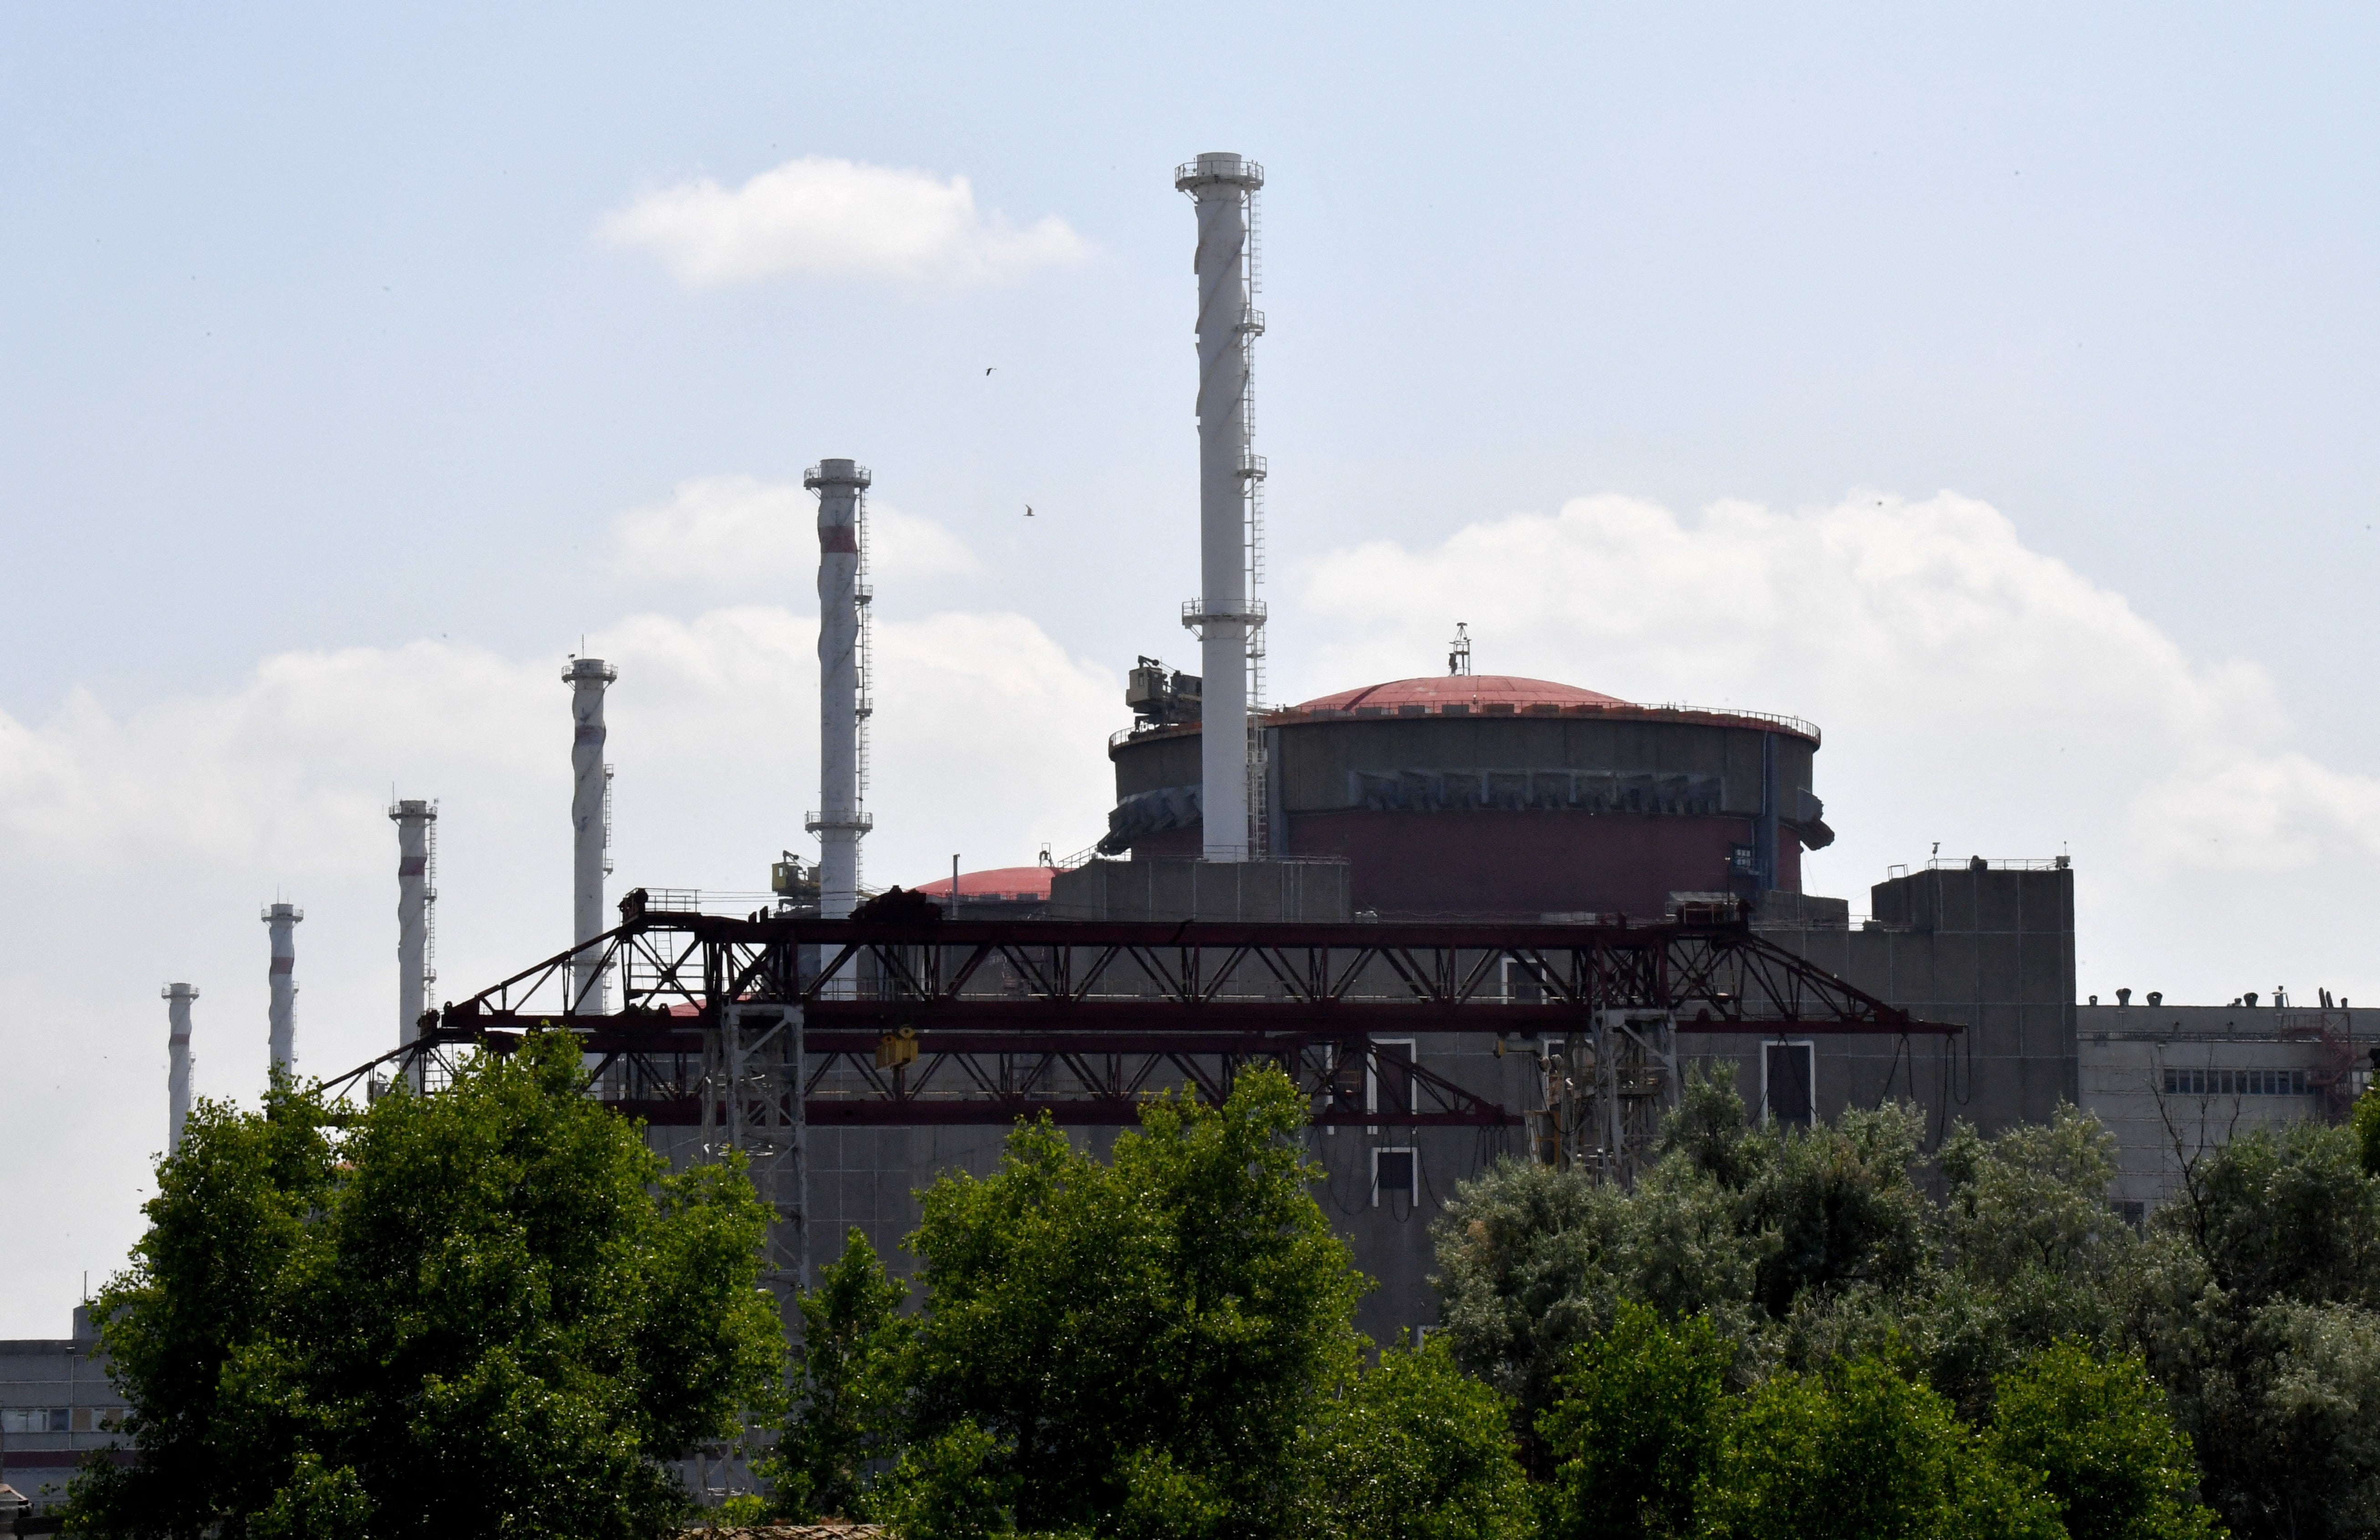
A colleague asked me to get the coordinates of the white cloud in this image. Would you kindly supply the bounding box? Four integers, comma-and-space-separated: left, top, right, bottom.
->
600, 156, 1087, 284
2128, 753, 2380, 873
0, 605, 1117, 1336
603, 475, 979, 592
1289, 489, 2380, 1002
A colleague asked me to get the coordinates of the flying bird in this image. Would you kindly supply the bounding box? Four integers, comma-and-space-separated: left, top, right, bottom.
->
985, 366, 995, 375
1025, 505, 1035, 517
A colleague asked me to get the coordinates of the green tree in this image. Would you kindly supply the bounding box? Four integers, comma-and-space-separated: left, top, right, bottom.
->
901, 1066, 1365, 1539
774, 1227, 913, 1520
1939, 1109, 2134, 1327
1859, 1107, 2141, 1417
71, 1033, 785, 1540
1694, 1353, 2062, 1540
2353, 1086, 2380, 1179
1739, 1103, 1930, 1317
1654, 1064, 1931, 1318
1659, 1062, 1767, 1193
2135, 1120, 2380, 1539
1430, 1156, 1633, 1464
1296, 1335, 1531, 1540
1431, 1068, 1922, 1458
2253, 1300, 2380, 1538
872, 1422, 1019, 1540
66, 1074, 341, 1535
1984, 1340, 2221, 1540
1539, 1303, 1732, 1540
2157, 1119, 2380, 1310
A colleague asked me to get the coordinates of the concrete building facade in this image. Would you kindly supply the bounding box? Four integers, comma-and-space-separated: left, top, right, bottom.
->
1743, 860, 2079, 1140
2076, 1000, 2372, 1218
0, 1309, 126, 1513
1105, 678, 1829, 919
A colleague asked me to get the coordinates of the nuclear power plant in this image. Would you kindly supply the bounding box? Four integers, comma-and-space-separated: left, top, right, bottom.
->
56, 151, 2378, 1376
9, 147, 2372, 1509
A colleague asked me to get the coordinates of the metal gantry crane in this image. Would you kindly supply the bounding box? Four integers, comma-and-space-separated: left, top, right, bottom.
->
325, 896, 1956, 1290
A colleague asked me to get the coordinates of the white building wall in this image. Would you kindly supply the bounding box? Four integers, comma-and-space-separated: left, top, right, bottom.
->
0, 1310, 128, 1512
2077, 1002, 2375, 1216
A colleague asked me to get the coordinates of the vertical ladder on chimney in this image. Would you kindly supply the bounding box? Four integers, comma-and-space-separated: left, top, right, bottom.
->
423, 802, 440, 998
854, 485, 874, 889
1242, 182, 1269, 857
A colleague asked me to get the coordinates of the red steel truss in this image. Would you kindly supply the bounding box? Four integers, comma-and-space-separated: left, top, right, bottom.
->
324, 900, 1956, 1129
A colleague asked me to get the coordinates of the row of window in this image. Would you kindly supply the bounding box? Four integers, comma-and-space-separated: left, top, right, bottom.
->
1, 1407, 71, 1433
2163, 1068, 2311, 1097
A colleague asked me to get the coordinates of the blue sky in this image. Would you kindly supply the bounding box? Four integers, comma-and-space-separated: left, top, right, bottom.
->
5, 3, 2380, 1332
9, 5, 2378, 723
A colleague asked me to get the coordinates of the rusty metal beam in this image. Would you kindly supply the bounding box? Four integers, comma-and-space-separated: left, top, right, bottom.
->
320, 909, 1957, 1126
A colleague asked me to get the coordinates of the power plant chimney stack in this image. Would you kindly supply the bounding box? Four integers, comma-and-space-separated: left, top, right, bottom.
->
804, 459, 874, 920
1175, 152, 1267, 860
163, 982, 197, 1155
390, 798, 437, 1064
262, 902, 302, 1076
563, 658, 617, 1012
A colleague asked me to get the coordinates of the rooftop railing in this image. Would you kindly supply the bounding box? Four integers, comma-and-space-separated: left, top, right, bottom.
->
1882, 857, 2072, 878
1108, 698, 1821, 748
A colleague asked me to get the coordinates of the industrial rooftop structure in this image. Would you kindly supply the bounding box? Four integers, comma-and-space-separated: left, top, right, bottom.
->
1102, 673, 1830, 918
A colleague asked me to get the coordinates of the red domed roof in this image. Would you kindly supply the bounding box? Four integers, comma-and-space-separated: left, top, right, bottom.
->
1292, 676, 1628, 713
914, 866, 1054, 901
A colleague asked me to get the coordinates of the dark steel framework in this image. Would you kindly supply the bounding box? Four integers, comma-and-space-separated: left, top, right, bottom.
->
326, 903, 1955, 1129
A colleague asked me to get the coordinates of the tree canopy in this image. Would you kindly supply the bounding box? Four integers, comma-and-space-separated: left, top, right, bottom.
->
1432, 1063, 2380, 1538
893, 1066, 1369, 1538
773, 1227, 913, 1522
1294, 1335, 1533, 1540
767, 1066, 1530, 1540
72, 1033, 783, 1540
82, 1039, 2379, 1540
1538, 1301, 1730, 1540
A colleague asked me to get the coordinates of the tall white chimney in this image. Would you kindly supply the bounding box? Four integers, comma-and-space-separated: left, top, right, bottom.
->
262, 903, 301, 1076
163, 982, 197, 1154
563, 658, 616, 1012
804, 459, 873, 920
390, 798, 437, 1062
1175, 152, 1267, 860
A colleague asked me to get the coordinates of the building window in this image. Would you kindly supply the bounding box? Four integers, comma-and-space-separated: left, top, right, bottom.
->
1325, 1045, 1364, 1118
0, 1408, 69, 1434
2116, 1201, 2147, 1229
2163, 1067, 2314, 1097
1372, 1147, 1417, 1207
1763, 1042, 1815, 1128
1370, 1039, 1417, 1118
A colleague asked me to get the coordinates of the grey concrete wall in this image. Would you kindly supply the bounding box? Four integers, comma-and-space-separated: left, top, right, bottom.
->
1046, 857, 1352, 921
1318, 1030, 1542, 1343
1113, 716, 1816, 823
1707, 865, 2077, 1141
806, 1125, 1025, 1279
1270, 717, 1777, 817
775, 1080, 1536, 1348
0, 1309, 125, 1509
1113, 727, 1202, 798
2077, 1002, 2375, 1213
